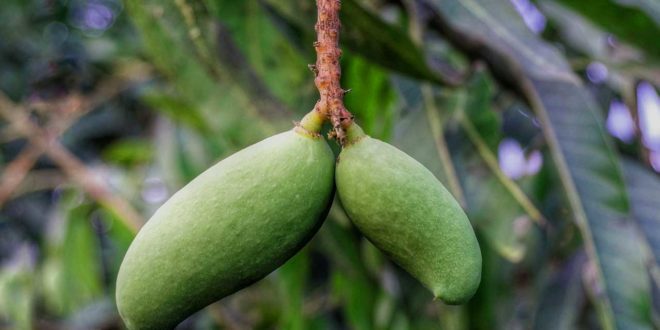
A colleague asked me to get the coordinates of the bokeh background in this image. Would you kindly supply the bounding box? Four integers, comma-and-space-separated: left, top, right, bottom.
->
1, 0, 660, 329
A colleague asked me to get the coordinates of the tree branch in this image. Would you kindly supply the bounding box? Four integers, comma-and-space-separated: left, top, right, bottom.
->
0, 143, 45, 205
0, 91, 143, 233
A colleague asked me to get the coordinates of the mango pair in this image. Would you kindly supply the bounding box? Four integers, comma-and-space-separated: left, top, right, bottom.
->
116, 111, 481, 329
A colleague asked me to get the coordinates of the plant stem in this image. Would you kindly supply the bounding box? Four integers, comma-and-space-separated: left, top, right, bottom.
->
313, 0, 353, 144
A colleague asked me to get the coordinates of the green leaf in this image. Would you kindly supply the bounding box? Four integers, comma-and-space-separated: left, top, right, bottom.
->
539, 1, 660, 93
203, 0, 316, 111
331, 270, 375, 330
154, 117, 218, 187
277, 251, 309, 330
555, 0, 660, 59
141, 93, 213, 135
102, 138, 154, 167
0, 247, 34, 330
622, 160, 660, 300
125, 0, 278, 144
623, 160, 660, 254
343, 54, 396, 140
41, 194, 103, 316
533, 253, 586, 330
318, 211, 379, 330
425, 0, 652, 328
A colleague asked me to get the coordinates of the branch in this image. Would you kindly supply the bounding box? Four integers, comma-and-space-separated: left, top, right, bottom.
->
0, 92, 143, 233
0, 70, 149, 210
313, 0, 353, 144
0, 143, 45, 205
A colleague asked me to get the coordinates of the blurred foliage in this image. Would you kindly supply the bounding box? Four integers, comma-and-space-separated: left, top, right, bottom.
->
0, 0, 660, 329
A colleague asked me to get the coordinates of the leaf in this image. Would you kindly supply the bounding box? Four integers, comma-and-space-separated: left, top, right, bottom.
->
555, 0, 660, 59
533, 252, 587, 330
102, 139, 154, 167
331, 270, 375, 330
318, 211, 379, 330
343, 54, 396, 140
0, 246, 34, 330
424, 0, 652, 328
539, 1, 660, 91
141, 93, 213, 135
202, 0, 317, 111
154, 117, 218, 187
277, 251, 309, 330
124, 0, 278, 145
263, 0, 464, 85
41, 194, 103, 316
622, 160, 660, 283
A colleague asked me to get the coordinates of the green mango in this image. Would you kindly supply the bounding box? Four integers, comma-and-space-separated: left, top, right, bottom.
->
116, 113, 334, 329
335, 124, 481, 304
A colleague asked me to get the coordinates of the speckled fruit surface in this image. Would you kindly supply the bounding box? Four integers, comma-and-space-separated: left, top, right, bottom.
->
336, 127, 481, 304
116, 129, 334, 329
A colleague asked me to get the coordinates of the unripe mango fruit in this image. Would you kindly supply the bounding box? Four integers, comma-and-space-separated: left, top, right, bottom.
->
116, 113, 334, 329
336, 124, 481, 304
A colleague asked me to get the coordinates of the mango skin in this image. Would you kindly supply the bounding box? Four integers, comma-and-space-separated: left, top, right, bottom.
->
336, 135, 481, 304
116, 129, 334, 329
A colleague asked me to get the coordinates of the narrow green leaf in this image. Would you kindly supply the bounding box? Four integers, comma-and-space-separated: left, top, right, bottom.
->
0, 247, 34, 330
42, 195, 103, 316
343, 54, 396, 141
623, 160, 660, 255
623, 160, 660, 304
141, 93, 213, 135
124, 0, 278, 142
555, 0, 660, 59
332, 270, 375, 330
203, 0, 316, 111
533, 253, 586, 330
277, 251, 309, 330
102, 139, 154, 167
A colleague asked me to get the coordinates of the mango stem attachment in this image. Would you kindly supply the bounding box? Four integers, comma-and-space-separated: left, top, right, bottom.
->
295, 110, 325, 137
344, 122, 366, 146
312, 0, 354, 145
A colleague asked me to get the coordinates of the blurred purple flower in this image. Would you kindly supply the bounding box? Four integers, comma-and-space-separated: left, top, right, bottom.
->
83, 3, 114, 30
650, 151, 660, 173
498, 138, 543, 179
606, 100, 635, 143
586, 62, 608, 84
70, 0, 119, 35
638, 82, 660, 151
510, 0, 547, 34
142, 177, 169, 205
526, 150, 543, 175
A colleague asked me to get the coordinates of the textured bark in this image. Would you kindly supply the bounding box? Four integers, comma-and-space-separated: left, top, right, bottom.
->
313, 0, 353, 144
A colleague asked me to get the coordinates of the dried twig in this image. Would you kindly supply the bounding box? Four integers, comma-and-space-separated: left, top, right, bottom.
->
0, 143, 45, 205
313, 0, 353, 144
0, 91, 143, 233
0, 72, 146, 205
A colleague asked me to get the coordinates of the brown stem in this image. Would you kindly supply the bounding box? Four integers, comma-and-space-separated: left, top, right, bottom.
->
313, 0, 353, 145
0, 143, 44, 205
0, 92, 143, 233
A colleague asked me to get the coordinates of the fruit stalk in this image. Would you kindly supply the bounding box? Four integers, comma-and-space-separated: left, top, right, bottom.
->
312, 0, 353, 144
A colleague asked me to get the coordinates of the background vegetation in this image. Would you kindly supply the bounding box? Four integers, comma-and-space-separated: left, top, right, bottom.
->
1, 0, 660, 329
